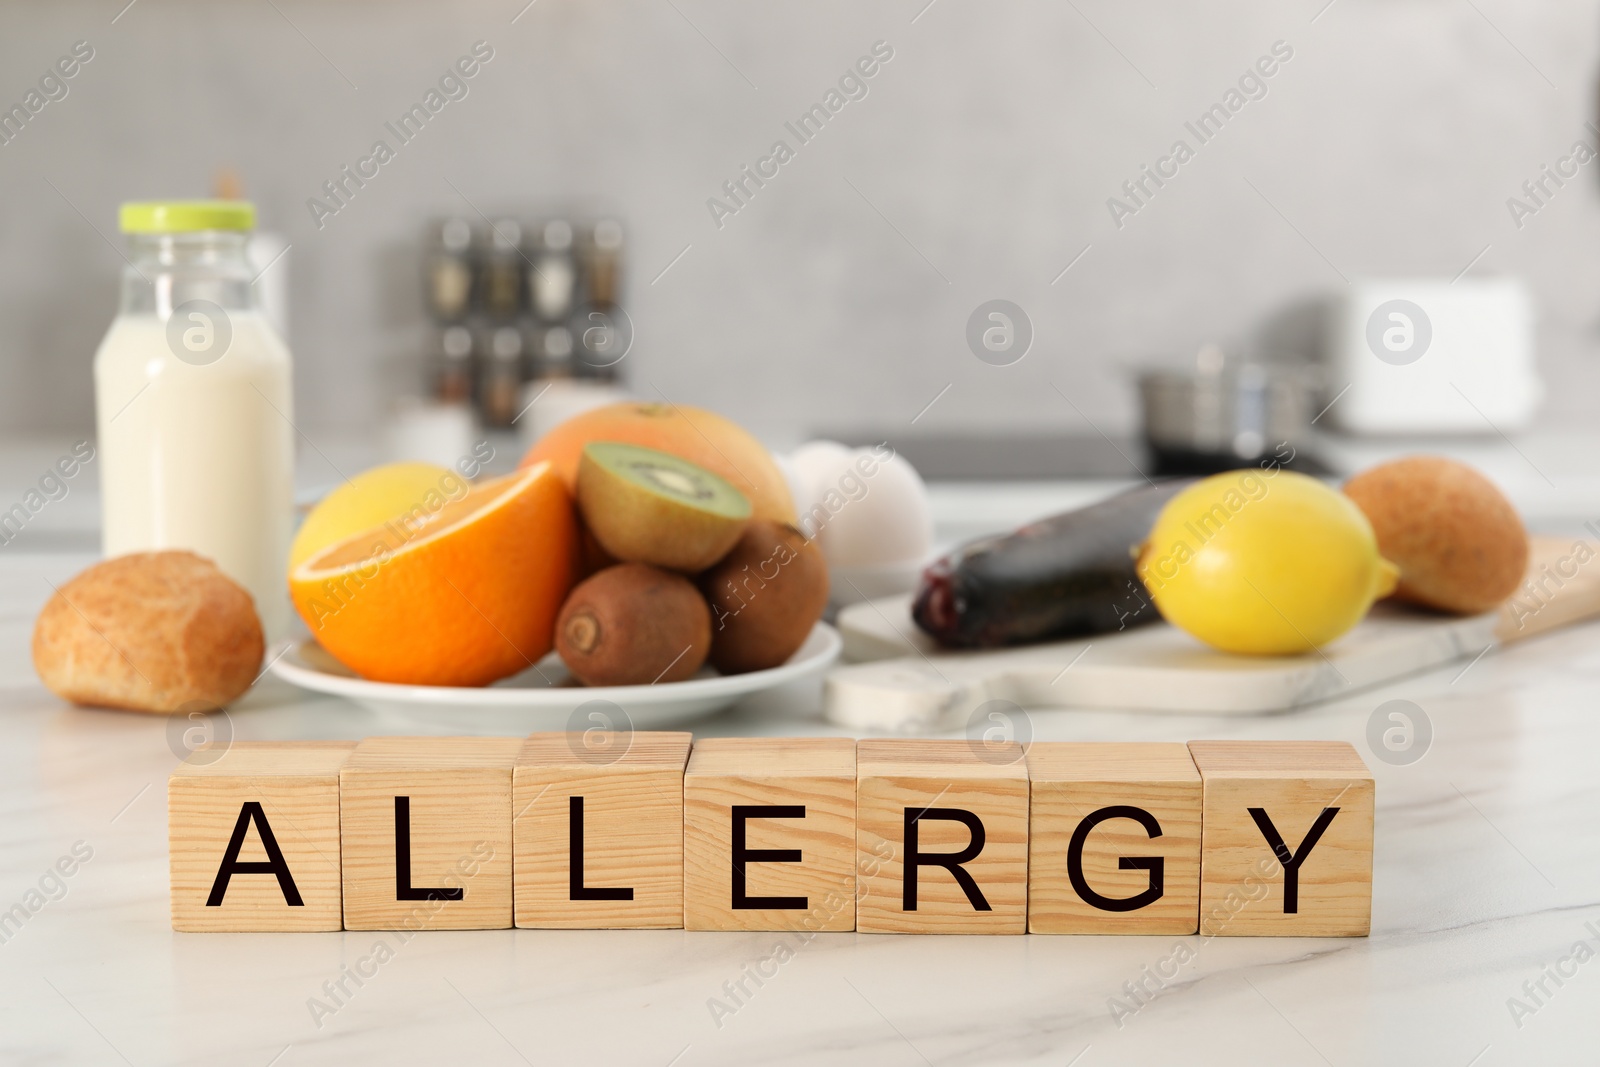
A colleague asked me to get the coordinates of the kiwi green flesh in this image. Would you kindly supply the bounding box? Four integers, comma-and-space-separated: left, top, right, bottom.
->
578, 442, 751, 572
584, 441, 750, 519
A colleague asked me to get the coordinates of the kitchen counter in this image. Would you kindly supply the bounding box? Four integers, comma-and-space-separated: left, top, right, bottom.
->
3, 441, 1598, 1065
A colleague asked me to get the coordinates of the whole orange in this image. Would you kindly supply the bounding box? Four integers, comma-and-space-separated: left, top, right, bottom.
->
289, 463, 577, 686
519, 401, 795, 523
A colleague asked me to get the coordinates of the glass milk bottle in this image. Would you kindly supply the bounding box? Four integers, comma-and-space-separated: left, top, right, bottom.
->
94, 201, 294, 641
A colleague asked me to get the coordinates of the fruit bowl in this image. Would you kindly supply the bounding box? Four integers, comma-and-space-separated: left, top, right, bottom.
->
270, 621, 841, 734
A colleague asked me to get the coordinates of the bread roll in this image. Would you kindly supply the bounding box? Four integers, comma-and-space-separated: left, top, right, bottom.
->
1343, 456, 1528, 615
32, 551, 265, 713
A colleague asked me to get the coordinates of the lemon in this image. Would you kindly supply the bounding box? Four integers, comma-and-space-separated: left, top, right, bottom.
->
289, 462, 461, 571
1135, 469, 1398, 654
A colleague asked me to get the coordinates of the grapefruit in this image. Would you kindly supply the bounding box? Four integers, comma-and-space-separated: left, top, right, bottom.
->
519, 401, 795, 523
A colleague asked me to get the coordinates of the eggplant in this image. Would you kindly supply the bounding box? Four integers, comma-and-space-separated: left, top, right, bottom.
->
912, 480, 1191, 649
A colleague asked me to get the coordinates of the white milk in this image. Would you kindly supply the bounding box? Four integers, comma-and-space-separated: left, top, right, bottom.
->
94, 311, 294, 640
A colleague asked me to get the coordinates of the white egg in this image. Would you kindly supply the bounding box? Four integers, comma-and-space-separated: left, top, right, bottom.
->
804, 446, 933, 567
789, 440, 855, 517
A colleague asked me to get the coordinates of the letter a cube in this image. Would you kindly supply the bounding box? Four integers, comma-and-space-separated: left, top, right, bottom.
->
169, 741, 355, 932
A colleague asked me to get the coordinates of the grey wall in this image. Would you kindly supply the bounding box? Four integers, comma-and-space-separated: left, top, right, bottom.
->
2, 0, 1598, 447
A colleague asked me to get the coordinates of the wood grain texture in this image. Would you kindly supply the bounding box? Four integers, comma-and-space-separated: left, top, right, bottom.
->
856, 739, 1028, 934
169, 742, 354, 932
1188, 741, 1373, 937
684, 738, 856, 932
1496, 536, 1600, 642
513, 731, 690, 929
340, 736, 520, 931
1027, 743, 1200, 935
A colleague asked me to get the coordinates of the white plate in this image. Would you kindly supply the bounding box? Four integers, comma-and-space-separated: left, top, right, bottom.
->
270, 622, 841, 734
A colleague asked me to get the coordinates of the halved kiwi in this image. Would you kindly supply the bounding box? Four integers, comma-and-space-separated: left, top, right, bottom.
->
576, 441, 752, 572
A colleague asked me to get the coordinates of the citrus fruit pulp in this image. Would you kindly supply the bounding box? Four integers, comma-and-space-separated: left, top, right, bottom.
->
289, 461, 457, 570
289, 462, 577, 686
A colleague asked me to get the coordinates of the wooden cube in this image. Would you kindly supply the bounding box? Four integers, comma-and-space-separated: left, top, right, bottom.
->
1188, 741, 1374, 937
169, 741, 355, 932
513, 731, 691, 929
1026, 743, 1201, 935
684, 738, 856, 932
340, 736, 521, 931
856, 739, 1028, 934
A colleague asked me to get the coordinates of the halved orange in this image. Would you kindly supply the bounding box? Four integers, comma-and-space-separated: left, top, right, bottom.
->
289, 462, 577, 686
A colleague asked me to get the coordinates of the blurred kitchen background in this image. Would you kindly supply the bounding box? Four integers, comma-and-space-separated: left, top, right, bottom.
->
4, 0, 1600, 531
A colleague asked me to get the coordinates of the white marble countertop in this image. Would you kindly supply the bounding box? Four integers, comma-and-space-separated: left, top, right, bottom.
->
3, 446, 1599, 1064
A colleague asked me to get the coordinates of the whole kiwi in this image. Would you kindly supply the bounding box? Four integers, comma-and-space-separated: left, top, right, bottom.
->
1343, 455, 1528, 614
702, 521, 830, 674
555, 563, 711, 686
575, 515, 619, 581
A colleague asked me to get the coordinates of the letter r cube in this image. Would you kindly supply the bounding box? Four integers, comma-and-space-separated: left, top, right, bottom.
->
855, 739, 1028, 934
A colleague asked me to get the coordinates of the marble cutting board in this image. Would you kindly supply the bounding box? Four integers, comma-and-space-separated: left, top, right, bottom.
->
825, 536, 1600, 732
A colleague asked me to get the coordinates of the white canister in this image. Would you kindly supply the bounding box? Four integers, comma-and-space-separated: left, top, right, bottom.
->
1327, 278, 1540, 435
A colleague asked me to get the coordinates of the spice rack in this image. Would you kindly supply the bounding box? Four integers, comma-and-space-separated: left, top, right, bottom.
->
422, 216, 628, 428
